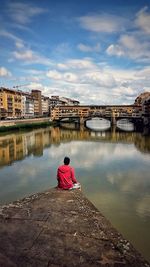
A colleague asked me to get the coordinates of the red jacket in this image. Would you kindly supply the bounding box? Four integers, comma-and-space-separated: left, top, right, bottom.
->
57, 164, 77, 189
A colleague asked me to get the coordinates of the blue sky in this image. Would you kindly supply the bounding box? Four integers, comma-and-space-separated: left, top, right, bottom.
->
0, 0, 150, 104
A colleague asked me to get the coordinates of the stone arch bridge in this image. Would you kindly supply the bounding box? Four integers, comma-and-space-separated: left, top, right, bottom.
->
51, 105, 142, 126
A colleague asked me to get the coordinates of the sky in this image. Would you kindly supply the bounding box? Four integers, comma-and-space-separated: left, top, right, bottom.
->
0, 0, 150, 105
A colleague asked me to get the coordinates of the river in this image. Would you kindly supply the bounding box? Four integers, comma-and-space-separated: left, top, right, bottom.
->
0, 120, 150, 262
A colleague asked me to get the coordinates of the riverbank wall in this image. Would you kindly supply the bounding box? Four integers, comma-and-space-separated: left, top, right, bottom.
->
0, 117, 53, 132
0, 188, 149, 267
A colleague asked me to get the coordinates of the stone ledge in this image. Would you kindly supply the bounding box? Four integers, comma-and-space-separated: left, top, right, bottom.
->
0, 188, 149, 267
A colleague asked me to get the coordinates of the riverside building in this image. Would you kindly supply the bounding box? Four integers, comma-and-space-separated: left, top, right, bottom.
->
42, 96, 50, 116
31, 90, 42, 117
0, 87, 22, 119
21, 93, 34, 118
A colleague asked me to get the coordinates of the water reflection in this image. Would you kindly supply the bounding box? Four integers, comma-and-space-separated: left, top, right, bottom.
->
86, 118, 111, 131
0, 129, 52, 167
0, 126, 150, 261
1, 126, 150, 169
117, 119, 134, 132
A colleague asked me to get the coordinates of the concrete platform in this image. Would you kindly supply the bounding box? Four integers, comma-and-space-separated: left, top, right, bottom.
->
0, 188, 149, 267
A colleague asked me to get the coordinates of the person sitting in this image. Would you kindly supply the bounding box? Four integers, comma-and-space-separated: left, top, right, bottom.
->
57, 157, 81, 190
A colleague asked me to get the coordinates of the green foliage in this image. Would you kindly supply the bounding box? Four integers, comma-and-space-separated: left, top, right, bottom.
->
0, 121, 53, 133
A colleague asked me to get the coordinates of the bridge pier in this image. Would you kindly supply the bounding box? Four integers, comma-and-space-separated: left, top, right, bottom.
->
111, 115, 116, 126
80, 117, 85, 125
143, 117, 149, 126
111, 112, 117, 126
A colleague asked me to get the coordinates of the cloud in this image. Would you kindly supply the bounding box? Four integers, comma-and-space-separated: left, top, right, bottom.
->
106, 44, 125, 57
106, 34, 150, 62
0, 29, 22, 43
82, 71, 116, 88
58, 58, 96, 70
1, 4, 150, 105
7, 2, 47, 25
13, 50, 36, 61
77, 43, 101, 52
78, 14, 127, 33
54, 43, 71, 56
63, 73, 78, 82
26, 82, 44, 90
0, 67, 12, 77
135, 6, 150, 34
15, 41, 25, 49
12, 49, 51, 65
56, 63, 68, 70
135, 66, 150, 79
46, 70, 78, 83
105, 7, 150, 63
136, 195, 150, 217
44, 56, 150, 105
47, 70, 62, 80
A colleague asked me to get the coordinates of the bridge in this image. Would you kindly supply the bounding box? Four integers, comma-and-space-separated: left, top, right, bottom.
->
51, 105, 142, 126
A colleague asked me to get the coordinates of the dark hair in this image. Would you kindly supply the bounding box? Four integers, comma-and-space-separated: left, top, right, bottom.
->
64, 157, 70, 165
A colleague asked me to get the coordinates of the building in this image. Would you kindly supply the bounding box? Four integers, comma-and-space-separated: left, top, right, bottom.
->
0, 87, 22, 119
22, 93, 34, 118
142, 96, 150, 126
134, 92, 150, 120
134, 92, 150, 106
31, 90, 42, 116
42, 96, 50, 116
49, 96, 66, 109
49, 95, 80, 109
59, 97, 80, 106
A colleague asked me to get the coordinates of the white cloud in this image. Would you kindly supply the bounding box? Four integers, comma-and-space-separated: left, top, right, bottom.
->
15, 41, 25, 49
136, 195, 150, 217
135, 66, 150, 79
7, 2, 47, 25
56, 63, 68, 70
106, 44, 125, 57
0, 67, 12, 77
13, 50, 36, 60
78, 14, 127, 33
106, 34, 150, 62
12, 49, 51, 65
77, 43, 101, 52
46, 70, 78, 83
44, 57, 150, 104
60, 58, 96, 70
135, 6, 150, 34
1, 6, 150, 105
27, 82, 44, 90
64, 73, 78, 82
0, 29, 22, 43
47, 70, 62, 80
120, 35, 138, 50
82, 71, 116, 88
54, 43, 71, 54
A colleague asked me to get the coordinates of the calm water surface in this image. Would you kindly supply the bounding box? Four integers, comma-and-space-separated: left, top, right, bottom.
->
0, 122, 150, 262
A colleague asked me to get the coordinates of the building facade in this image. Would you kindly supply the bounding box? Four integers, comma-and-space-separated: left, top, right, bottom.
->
0, 87, 22, 119
31, 90, 42, 116
42, 96, 50, 116
142, 97, 150, 126
22, 93, 34, 118
49, 96, 80, 107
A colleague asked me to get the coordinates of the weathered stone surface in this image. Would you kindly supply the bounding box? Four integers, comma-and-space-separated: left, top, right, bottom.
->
0, 188, 149, 267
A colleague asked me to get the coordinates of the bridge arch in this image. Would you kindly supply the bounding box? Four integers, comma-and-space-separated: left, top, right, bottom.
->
84, 116, 111, 123
84, 116, 111, 131
57, 116, 80, 123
